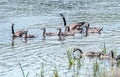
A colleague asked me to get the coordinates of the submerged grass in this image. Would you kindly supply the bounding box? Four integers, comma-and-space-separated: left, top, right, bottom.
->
18, 46, 119, 77
40, 63, 44, 77
93, 60, 99, 77
53, 67, 59, 77
67, 48, 74, 69
76, 58, 82, 69
103, 43, 107, 54
19, 63, 29, 77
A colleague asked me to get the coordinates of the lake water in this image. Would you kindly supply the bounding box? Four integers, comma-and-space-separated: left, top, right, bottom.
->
0, 0, 120, 77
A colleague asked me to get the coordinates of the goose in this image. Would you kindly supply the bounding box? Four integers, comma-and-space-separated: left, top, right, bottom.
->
73, 48, 102, 57
110, 50, 120, 64
83, 25, 103, 36
11, 23, 25, 37
60, 13, 89, 32
57, 28, 74, 36
99, 50, 114, 60
99, 50, 120, 64
22, 30, 35, 38
41, 27, 57, 36
86, 24, 103, 31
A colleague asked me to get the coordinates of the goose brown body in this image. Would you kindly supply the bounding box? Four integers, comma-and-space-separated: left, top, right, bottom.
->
84, 26, 103, 36
73, 48, 102, 57
87, 27, 103, 33
60, 13, 88, 32
99, 50, 114, 60
41, 27, 57, 36
98, 50, 120, 65
11, 23, 25, 37
23, 30, 35, 38
57, 28, 74, 36
65, 26, 82, 34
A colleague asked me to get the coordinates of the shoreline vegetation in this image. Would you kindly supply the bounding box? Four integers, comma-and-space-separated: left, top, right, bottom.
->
19, 43, 120, 77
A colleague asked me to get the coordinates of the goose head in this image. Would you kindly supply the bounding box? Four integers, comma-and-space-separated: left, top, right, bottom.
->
73, 48, 83, 54
11, 23, 14, 26
41, 27, 45, 30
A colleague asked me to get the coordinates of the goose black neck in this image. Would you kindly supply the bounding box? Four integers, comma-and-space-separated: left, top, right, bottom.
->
25, 31, 27, 38
11, 25, 15, 35
67, 26, 70, 32
60, 13, 66, 26
58, 28, 61, 36
111, 50, 114, 59
78, 48, 83, 54
43, 28, 46, 36
24, 31, 27, 42
74, 48, 83, 54
88, 23, 90, 28
65, 26, 70, 32
85, 26, 88, 36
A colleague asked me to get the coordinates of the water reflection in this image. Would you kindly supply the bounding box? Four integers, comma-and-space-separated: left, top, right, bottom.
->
42, 34, 46, 40
11, 36, 28, 46
11, 37, 15, 46
0, 0, 120, 77
93, 60, 99, 77
58, 35, 64, 41
24, 37, 28, 42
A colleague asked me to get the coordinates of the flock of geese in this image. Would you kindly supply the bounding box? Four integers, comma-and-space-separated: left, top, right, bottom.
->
11, 13, 103, 40
11, 13, 120, 67
73, 48, 120, 65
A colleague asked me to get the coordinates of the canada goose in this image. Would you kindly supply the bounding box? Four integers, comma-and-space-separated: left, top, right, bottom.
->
83, 26, 103, 36
60, 13, 89, 32
73, 48, 102, 57
86, 24, 103, 30
41, 27, 57, 36
57, 28, 74, 36
99, 50, 114, 60
110, 50, 120, 65
11, 23, 25, 37
23, 30, 35, 38
99, 50, 120, 64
